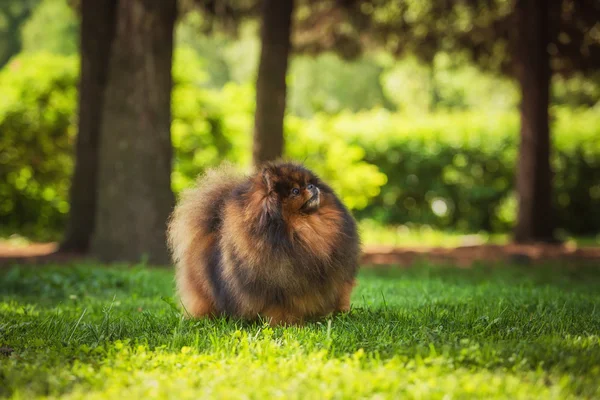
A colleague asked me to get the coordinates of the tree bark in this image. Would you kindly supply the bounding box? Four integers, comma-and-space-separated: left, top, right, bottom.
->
252, 0, 294, 167
514, 0, 555, 243
91, 0, 176, 264
60, 0, 117, 253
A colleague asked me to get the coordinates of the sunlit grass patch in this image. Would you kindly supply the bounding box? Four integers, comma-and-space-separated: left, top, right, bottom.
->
1, 263, 599, 399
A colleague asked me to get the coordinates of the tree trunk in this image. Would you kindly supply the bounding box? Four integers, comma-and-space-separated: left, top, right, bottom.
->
60, 0, 117, 253
91, 0, 176, 264
514, 0, 555, 243
252, 0, 294, 167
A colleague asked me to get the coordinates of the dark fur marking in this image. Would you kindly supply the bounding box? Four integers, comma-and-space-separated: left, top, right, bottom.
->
202, 195, 227, 234
288, 245, 331, 287
231, 181, 252, 208
206, 245, 237, 314
252, 205, 293, 256
229, 249, 288, 305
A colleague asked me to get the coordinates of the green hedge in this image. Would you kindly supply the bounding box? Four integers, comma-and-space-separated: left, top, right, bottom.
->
1, 51, 599, 239
0, 53, 77, 239
298, 109, 600, 234
170, 49, 387, 210
0, 51, 385, 238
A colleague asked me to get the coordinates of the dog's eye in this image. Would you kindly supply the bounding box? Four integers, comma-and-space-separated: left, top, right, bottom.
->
291, 188, 300, 196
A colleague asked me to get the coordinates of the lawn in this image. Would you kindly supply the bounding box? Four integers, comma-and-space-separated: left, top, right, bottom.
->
1, 262, 599, 399
358, 221, 600, 248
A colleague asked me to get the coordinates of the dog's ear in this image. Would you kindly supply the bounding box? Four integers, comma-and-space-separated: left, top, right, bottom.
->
261, 166, 275, 193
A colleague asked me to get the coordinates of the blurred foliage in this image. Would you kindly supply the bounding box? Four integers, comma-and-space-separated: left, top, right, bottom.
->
176, 11, 233, 88
380, 53, 520, 113
0, 50, 387, 239
176, 15, 600, 117
552, 72, 600, 108
321, 108, 600, 235
289, 53, 391, 117
170, 48, 255, 194
334, 0, 600, 78
0, 53, 78, 240
1, 4, 599, 239
21, 0, 78, 55
0, 0, 39, 67
2, 51, 599, 240
10, 6, 597, 116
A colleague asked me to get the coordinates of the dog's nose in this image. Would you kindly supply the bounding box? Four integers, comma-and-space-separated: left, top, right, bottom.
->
307, 184, 318, 195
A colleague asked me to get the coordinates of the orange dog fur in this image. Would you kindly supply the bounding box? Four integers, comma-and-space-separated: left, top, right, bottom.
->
167, 162, 360, 326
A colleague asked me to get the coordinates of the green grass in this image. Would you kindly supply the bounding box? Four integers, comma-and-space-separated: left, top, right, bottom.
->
358, 221, 508, 247
1, 262, 599, 399
358, 221, 600, 247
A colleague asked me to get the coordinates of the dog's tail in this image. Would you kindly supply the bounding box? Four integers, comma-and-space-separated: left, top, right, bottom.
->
167, 163, 245, 317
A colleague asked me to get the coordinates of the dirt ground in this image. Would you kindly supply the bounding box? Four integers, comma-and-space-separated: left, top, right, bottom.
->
1, 241, 599, 267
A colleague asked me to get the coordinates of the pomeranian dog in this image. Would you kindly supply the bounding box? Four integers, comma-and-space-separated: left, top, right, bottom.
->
167, 161, 360, 326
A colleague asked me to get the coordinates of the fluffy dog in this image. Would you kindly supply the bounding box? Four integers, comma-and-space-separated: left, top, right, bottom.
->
167, 161, 360, 325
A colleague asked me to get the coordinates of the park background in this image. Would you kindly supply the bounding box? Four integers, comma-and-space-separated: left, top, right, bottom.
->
1, 0, 599, 398
1, 0, 599, 259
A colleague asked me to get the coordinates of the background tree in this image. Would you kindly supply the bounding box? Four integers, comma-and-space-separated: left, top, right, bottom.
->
513, 0, 553, 242
192, 0, 359, 167
252, 0, 295, 166
91, 0, 177, 264
60, 0, 117, 253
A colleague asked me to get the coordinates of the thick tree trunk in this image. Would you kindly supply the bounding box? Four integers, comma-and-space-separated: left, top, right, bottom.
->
252, 0, 294, 167
514, 0, 555, 243
91, 0, 176, 264
60, 0, 117, 253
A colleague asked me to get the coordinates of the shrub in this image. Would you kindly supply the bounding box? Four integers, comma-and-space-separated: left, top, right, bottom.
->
0, 51, 388, 239
313, 108, 600, 235
322, 110, 520, 231
0, 53, 78, 239
1, 51, 599, 239
171, 79, 389, 211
